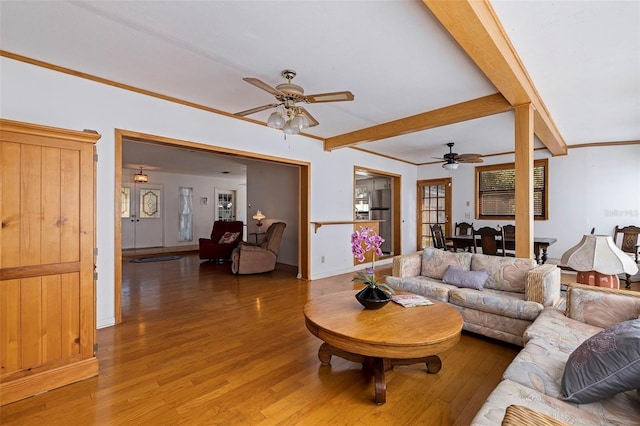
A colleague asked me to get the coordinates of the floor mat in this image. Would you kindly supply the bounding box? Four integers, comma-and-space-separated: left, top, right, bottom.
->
130, 255, 182, 263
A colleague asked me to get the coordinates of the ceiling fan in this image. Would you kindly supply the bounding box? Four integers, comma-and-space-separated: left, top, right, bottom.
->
234, 69, 354, 135
435, 142, 483, 170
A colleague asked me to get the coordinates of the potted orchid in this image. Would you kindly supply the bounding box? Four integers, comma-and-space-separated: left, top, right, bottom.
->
351, 226, 395, 309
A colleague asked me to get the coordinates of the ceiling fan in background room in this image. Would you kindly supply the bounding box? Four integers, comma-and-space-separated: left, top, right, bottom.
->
234, 69, 354, 135
435, 142, 483, 170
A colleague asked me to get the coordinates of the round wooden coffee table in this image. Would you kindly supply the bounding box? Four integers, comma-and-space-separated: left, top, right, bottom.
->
303, 290, 463, 404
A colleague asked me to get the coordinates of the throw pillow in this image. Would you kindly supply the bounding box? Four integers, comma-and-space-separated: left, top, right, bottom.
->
442, 265, 488, 290
421, 248, 471, 280
561, 319, 640, 404
218, 231, 240, 244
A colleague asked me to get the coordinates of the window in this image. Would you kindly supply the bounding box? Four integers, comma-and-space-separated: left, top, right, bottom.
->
139, 188, 161, 218
121, 187, 131, 218
476, 158, 548, 220
178, 187, 193, 242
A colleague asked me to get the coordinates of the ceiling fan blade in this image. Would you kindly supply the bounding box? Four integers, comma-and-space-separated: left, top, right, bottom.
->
298, 107, 320, 127
457, 157, 484, 164
305, 91, 354, 103
243, 77, 285, 97
455, 154, 482, 161
234, 103, 279, 117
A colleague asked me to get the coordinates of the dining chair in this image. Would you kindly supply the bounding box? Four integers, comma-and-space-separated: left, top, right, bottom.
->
430, 224, 454, 251
502, 224, 516, 256
473, 226, 506, 256
454, 222, 474, 236
613, 225, 640, 288
451, 222, 473, 252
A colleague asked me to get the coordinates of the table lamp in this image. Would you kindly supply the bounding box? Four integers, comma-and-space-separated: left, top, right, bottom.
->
561, 234, 639, 289
252, 210, 266, 230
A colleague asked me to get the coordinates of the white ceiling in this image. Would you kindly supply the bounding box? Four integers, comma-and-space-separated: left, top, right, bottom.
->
1, 1, 638, 177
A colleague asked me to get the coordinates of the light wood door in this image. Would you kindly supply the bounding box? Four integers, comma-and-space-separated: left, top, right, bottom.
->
0, 119, 100, 406
417, 178, 452, 250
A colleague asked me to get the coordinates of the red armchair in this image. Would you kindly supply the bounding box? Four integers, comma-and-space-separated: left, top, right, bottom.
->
198, 220, 244, 261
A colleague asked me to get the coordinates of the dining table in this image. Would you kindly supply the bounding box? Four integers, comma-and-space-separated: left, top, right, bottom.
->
445, 235, 557, 264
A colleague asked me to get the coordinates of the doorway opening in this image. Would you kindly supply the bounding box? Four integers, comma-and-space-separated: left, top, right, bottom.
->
114, 129, 310, 324
353, 167, 401, 260
417, 178, 452, 250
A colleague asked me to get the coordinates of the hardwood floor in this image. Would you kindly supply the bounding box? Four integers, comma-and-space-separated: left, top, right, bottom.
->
1, 254, 520, 425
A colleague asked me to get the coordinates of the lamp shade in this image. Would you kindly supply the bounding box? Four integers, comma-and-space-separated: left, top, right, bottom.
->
267, 111, 285, 129
252, 210, 266, 221
282, 120, 300, 135
561, 234, 639, 275
291, 113, 309, 130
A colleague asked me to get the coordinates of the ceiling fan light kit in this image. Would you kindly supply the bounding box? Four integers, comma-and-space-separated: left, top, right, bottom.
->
435, 142, 483, 170
235, 69, 354, 135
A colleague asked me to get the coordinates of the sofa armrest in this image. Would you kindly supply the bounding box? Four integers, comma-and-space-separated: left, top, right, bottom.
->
391, 251, 423, 278
525, 263, 561, 306
566, 283, 640, 328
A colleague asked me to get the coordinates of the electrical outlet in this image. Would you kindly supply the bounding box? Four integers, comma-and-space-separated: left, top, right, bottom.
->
465, 212, 471, 219
321, 256, 325, 263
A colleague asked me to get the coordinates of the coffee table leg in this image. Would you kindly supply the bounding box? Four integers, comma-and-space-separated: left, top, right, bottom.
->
373, 357, 386, 405
425, 355, 442, 373
318, 343, 332, 365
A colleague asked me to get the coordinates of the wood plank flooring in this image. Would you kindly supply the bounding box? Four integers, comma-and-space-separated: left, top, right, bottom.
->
1, 254, 521, 425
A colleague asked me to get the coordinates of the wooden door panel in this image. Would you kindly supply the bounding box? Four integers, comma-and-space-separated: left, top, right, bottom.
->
43, 275, 63, 362
61, 272, 81, 358
60, 149, 81, 262
20, 145, 42, 267
20, 277, 43, 369
41, 147, 62, 265
0, 279, 20, 373
1, 142, 21, 268
0, 119, 99, 405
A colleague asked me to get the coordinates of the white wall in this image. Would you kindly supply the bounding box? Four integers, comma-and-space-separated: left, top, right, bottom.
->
246, 161, 299, 268
418, 145, 640, 261
1, 57, 417, 328
122, 168, 246, 246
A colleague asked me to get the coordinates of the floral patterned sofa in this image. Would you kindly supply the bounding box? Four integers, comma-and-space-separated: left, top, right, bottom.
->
472, 284, 640, 425
387, 248, 561, 346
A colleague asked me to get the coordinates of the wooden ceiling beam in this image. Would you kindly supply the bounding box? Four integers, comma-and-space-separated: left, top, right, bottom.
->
324, 93, 511, 151
423, 0, 568, 156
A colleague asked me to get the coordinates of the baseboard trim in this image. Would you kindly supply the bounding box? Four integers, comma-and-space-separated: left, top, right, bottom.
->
0, 357, 98, 406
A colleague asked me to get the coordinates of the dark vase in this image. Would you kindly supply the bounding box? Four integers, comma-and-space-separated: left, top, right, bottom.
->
355, 287, 391, 310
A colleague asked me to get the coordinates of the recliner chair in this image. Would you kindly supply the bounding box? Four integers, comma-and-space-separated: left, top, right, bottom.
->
231, 222, 286, 274
198, 220, 244, 261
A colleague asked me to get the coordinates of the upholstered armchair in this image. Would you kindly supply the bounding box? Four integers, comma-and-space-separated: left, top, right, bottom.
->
198, 220, 244, 261
231, 222, 286, 274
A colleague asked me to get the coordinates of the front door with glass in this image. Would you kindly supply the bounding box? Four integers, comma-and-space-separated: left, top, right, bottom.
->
121, 184, 164, 249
